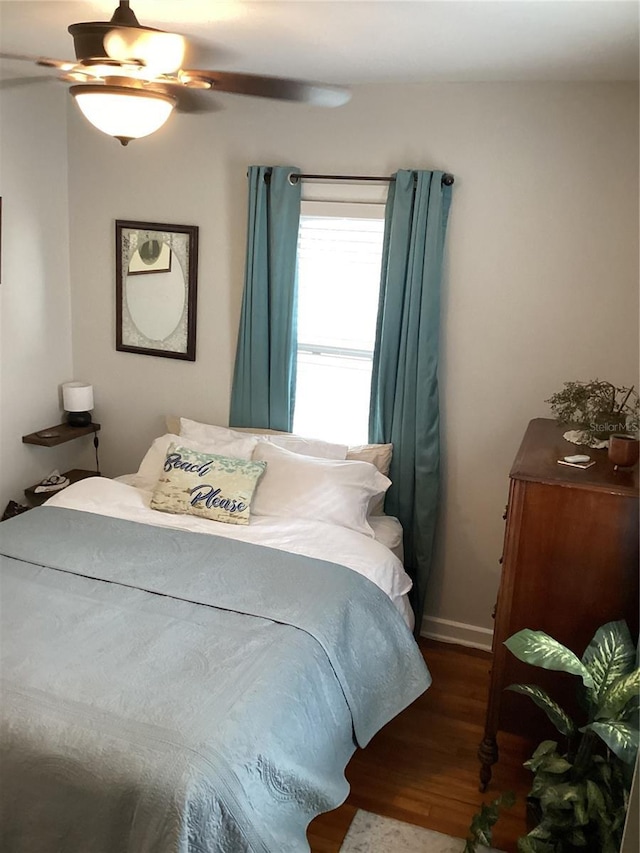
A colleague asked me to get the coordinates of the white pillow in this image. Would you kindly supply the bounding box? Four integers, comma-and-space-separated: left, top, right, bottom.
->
347, 443, 393, 515
135, 432, 258, 489
165, 414, 181, 435
347, 443, 393, 477
268, 433, 348, 459
251, 441, 390, 537
179, 418, 348, 460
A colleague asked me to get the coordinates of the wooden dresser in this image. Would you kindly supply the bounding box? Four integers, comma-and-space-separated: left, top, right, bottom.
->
478, 418, 639, 791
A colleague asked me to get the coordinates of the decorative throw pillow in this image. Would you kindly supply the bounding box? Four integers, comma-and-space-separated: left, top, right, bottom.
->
251, 441, 390, 537
150, 444, 266, 525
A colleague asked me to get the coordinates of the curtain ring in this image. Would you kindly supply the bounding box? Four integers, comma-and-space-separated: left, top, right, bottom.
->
288, 173, 300, 186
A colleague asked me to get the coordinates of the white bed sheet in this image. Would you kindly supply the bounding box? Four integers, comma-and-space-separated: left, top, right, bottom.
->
46, 478, 415, 630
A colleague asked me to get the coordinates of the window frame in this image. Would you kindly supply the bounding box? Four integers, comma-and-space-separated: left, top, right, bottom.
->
292, 184, 387, 444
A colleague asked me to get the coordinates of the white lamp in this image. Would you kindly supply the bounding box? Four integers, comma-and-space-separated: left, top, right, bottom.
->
70, 84, 175, 146
62, 382, 94, 427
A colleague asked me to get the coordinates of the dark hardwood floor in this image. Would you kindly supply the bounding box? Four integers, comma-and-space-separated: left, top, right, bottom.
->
308, 639, 533, 853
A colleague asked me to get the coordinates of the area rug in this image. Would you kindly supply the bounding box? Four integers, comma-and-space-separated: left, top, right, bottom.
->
339, 809, 504, 853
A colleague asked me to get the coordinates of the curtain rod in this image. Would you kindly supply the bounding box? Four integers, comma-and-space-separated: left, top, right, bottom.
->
288, 172, 454, 186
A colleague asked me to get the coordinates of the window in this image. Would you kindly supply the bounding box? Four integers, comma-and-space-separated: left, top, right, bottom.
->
292, 186, 387, 445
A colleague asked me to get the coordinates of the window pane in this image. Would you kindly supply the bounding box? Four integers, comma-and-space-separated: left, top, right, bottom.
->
297, 217, 383, 352
293, 214, 384, 445
294, 352, 373, 446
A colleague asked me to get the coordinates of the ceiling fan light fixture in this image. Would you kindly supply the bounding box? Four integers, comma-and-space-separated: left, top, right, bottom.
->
70, 84, 175, 145
9, 0, 351, 143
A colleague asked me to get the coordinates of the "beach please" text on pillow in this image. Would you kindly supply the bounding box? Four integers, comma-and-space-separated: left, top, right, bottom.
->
150, 444, 266, 525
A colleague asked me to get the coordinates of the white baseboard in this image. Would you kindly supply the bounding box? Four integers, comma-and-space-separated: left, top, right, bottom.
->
420, 615, 494, 652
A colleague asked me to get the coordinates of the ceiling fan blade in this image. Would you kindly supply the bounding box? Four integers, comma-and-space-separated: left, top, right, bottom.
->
149, 78, 221, 114
0, 51, 39, 63
170, 87, 222, 115
0, 75, 57, 91
182, 70, 350, 107
0, 51, 77, 71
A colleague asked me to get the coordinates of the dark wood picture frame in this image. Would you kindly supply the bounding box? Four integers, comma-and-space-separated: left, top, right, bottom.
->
116, 219, 198, 361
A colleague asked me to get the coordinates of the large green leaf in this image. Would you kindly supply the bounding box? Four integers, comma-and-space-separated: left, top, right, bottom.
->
597, 669, 640, 720
517, 837, 555, 853
585, 778, 608, 820
540, 781, 583, 811
531, 740, 560, 760
573, 797, 589, 827
530, 772, 563, 798
505, 630, 594, 689
507, 684, 576, 736
524, 740, 560, 773
588, 720, 639, 764
612, 801, 629, 833
527, 822, 552, 840
581, 621, 635, 705
466, 791, 515, 851
621, 696, 639, 724
540, 755, 573, 775
592, 756, 612, 790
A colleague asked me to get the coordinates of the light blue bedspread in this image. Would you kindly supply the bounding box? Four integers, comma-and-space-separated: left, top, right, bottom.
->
0, 507, 430, 853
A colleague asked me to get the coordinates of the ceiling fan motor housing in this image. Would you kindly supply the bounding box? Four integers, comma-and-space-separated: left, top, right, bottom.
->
69, 23, 122, 63
67, 1, 161, 65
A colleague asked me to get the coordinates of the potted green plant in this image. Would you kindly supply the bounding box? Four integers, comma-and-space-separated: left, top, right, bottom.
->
546, 380, 639, 447
465, 620, 639, 853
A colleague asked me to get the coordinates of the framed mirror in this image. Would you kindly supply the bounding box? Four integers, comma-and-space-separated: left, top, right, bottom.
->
116, 220, 198, 360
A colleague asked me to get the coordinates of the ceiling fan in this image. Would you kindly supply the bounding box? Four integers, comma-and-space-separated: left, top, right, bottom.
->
1, 0, 351, 145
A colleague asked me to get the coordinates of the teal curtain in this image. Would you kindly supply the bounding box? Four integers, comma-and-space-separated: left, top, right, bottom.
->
230, 165, 301, 430
369, 170, 453, 633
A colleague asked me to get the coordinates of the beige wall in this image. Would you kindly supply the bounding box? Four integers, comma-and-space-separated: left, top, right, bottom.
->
0, 83, 81, 511
66, 82, 639, 635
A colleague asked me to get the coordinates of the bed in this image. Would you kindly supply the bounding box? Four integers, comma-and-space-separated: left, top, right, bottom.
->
0, 426, 430, 853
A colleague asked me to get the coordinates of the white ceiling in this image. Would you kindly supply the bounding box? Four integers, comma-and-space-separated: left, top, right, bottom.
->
0, 0, 638, 84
